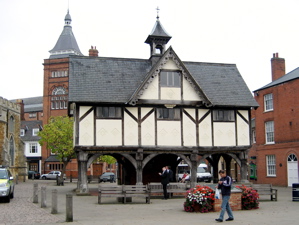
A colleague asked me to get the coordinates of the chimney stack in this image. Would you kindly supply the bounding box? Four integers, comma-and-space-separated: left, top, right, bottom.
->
15, 99, 25, 121
271, 52, 285, 81
88, 46, 98, 57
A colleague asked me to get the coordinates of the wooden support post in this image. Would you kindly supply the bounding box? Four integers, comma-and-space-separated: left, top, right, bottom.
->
66, 193, 73, 222
41, 186, 47, 208
51, 189, 58, 214
33, 183, 38, 203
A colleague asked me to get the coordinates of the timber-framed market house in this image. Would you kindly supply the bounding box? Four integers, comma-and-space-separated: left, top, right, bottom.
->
68, 15, 258, 194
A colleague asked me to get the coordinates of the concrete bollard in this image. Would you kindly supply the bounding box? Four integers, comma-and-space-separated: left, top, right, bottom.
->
23, 175, 26, 182
41, 186, 47, 208
70, 175, 72, 183
66, 193, 73, 222
51, 189, 58, 214
33, 183, 38, 203
16, 175, 18, 185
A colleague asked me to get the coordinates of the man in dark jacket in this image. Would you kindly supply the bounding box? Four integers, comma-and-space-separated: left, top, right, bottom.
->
215, 170, 234, 222
166, 165, 174, 182
159, 167, 169, 199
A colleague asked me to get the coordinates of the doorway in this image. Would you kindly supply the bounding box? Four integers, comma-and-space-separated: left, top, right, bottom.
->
287, 154, 299, 187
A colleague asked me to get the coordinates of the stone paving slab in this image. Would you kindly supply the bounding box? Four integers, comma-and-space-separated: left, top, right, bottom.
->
0, 180, 298, 225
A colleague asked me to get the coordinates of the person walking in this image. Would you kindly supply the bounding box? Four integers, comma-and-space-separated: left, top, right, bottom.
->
215, 170, 234, 222
159, 167, 169, 199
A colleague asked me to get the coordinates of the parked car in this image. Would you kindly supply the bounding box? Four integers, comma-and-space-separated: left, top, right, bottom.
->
28, 171, 40, 179
98, 172, 115, 183
0, 166, 14, 203
40, 171, 66, 180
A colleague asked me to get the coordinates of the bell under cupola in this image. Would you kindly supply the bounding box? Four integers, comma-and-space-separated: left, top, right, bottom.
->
145, 8, 171, 64
49, 10, 83, 59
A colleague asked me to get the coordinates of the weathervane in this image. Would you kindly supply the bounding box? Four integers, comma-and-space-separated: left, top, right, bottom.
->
156, 6, 160, 20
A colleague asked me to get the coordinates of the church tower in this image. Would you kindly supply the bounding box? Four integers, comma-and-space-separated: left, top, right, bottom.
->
42, 10, 82, 175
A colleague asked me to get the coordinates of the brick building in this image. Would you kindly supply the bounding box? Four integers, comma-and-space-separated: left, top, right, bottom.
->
250, 53, 299, 187
0, 97, 26, 177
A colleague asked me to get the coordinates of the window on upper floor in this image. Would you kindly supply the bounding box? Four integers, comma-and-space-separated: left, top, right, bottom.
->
266, 155, 276, 176
29, 112, 37, 118
264, 93, 273, 111
213, 110, 235, 122
8, 116, 15, 133
265, 121, 274, 144
252, 129, 256, 144
160, 71, 181, 87
51, 87, 68, 110
51, 70, 68, 78
32, 128, 39, 136
96, 107, 122, 119
157, 108, 180, 120
29, 143, 38, 153
20, 129, 25, 136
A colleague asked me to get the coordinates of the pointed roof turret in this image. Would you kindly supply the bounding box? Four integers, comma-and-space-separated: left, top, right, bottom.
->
145, 8, 171, 64
49, 10, 83, 59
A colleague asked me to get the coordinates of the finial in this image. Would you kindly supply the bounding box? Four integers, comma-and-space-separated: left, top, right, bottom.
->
156, 6, 160, 20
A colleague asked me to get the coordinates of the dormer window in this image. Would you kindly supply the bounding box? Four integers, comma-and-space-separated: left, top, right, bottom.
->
160, 71, 181, 87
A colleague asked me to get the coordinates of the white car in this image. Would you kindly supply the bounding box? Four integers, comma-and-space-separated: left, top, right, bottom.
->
0, 167, 14, 203
40, 171, 65, 180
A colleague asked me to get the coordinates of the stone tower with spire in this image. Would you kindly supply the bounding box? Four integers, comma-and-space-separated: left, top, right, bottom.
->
41, 10, 82, 175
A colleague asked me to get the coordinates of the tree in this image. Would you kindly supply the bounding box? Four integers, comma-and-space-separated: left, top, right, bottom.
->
38, 116, 74, 183
99, 155, 116, 171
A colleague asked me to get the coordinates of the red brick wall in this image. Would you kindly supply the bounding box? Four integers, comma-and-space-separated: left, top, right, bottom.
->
250, 77, 299, 186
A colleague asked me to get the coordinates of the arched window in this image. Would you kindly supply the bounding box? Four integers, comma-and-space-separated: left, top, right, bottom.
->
9, 116, 15, 133
288, 154, 298, 162
9, 136, 14, 166
51, 86, 68, 110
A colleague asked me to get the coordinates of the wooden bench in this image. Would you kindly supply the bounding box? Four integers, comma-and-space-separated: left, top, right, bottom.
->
98, 185, 150, 204
251, 184, 278, 201
148, 182, 187, 198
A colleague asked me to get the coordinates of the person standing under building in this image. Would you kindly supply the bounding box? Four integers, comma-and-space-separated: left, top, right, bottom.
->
215, 170, 234, 222
166, 165, 174, 182
159, 167, 169, 199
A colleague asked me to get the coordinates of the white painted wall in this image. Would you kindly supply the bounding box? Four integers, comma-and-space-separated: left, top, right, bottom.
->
183, 78, 202, 101
236, 111, 250, 146
139, 75, 159, 100
183, 112, 196, 146
213, 123, 236, 146
198, 110, 212, 146
161, 87, 181, 100
96, 120, 122, 146
79, 106, 94, 145
157, 121, 181, 146
124, 111, 138, 145
141, 112, 155, 146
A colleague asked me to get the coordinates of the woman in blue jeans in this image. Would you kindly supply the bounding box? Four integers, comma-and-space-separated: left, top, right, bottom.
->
215, 170, 234, 222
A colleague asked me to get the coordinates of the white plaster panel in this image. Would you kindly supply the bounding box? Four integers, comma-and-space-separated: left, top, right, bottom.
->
198, 113, 212, 146
184, 108, 195, 119
213, 123, 236, 146
161, 87, 181, 100
198, 109, 209, 119
139, 75, 159, 100
124, 111, 138, 145
141, 113, 155, 146
238, 110, 249, 121
183, 78, 202, 101
162, 60, 179, 70
79, 110, 94, 146
25, 142, 42, 157
183, 114, 196, 146
96, 120, 122, 146
79, 106, 92, 118
141, 108, 153, 118
237, 114, 250, 146
125, 107, 138, 119
157, 121, 181, 146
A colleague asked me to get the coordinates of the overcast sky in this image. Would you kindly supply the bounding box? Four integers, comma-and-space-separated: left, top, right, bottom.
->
1, 0, 299, 100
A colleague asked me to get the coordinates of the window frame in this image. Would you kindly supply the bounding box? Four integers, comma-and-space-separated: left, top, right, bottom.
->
20, 129, 25, 136
157, 108, 181, 120
96, 107, 122, 119
32, 128, 39, 136
160, 71, 181, 87
213, 110, 235, 122
265, 121, 274, 144
29, 142, 38, 154
264, 93, 273, 112
266, 155, 276, 176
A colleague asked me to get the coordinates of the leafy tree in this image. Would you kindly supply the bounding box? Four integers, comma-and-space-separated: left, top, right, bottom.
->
99, 155, 116, 171
38, 116, 74, 182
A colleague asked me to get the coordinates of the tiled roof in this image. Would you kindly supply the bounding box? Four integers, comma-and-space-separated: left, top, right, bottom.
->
20, 120, 42, 141
69, 51, 258, 108
255, 67, 299, 91
10, 96, 43, 112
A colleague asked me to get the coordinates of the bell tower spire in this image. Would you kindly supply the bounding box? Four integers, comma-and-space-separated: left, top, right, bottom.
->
145, 7, 172, 61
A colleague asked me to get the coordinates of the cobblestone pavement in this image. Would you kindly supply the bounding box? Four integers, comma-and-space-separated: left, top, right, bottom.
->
0, 180, 298, 225
0, 180, 62, 225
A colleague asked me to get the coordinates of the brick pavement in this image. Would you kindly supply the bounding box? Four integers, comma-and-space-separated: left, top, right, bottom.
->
0, 180, 298, 225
